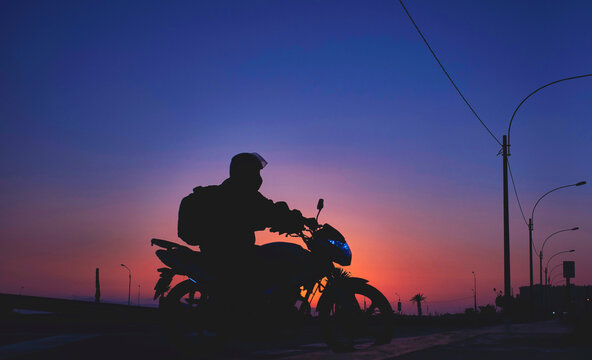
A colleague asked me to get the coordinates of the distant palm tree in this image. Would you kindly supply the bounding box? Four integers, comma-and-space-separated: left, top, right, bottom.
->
410, 293, 426, 316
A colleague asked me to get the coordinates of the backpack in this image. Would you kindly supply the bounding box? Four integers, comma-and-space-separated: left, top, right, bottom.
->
177, 185, 219, 246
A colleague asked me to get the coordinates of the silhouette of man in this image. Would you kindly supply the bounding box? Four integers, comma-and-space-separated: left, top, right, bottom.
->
179, 152, 317, 284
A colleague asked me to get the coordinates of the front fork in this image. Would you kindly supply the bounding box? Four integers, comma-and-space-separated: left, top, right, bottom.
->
317, 276, 369, 311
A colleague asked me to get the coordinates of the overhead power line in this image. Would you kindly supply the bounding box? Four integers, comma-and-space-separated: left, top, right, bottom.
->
399, 0, 502, 146
507, 159, 528, 227
399, 2, 591, 235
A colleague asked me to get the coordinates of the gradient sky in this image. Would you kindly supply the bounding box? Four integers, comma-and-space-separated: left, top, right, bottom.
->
1, 0, 591, 314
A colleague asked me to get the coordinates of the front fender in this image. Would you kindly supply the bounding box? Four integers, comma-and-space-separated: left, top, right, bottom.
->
341, 277, 369, 287
317, 277, 369, 309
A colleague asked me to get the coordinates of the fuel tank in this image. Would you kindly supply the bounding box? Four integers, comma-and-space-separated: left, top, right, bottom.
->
256, 242, 315, 285
257, 242, 312, 268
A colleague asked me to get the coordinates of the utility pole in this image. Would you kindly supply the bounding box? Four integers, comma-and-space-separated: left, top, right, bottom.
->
540, 251, 544, 285
529, 218, 533, 288
95, 268, 101, 304
472, 271, 477, 312
121, 264, 131, 305
528, 218, 535, 317
399, 0, 591, 320
502, 135, 511, 310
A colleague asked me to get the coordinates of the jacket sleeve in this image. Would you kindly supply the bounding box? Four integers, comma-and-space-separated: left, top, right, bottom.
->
253, 193, 306, 234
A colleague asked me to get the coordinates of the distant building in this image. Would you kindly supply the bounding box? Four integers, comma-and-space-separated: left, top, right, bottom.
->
520, 284, 592, 314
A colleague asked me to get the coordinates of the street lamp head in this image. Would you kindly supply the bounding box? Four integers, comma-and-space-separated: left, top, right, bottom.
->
569, 249, 575, 252
575, 181, 586, 186
571, 227, 579, 231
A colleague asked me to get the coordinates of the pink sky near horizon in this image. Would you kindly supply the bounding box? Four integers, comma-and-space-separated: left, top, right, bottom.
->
2, 157, 589, 314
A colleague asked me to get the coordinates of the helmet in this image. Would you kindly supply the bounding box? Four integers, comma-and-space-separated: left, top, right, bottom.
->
229, 152, 267, 178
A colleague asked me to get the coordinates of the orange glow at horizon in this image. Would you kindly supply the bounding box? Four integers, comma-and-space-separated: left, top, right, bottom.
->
1, 160, 588, 314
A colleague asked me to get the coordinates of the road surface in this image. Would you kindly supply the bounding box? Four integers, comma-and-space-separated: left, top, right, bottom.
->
1, 313, 589, 360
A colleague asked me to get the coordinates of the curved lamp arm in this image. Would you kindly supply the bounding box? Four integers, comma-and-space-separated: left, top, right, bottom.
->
531, 182, 586, 224
541, 227, 579, 254
120, 264, 130, 274
546, 250, 575, 271
548, 262, 564, 279
508, 74, 592, 145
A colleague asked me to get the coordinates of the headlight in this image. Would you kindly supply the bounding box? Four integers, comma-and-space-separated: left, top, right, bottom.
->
328, 239, 352, 263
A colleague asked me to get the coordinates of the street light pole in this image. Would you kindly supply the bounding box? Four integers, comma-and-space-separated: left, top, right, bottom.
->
502, 135, 511, 306
529, 218, 533, 290
551, 273, 564, 286
545, 250, 575, 286
401, 7, 592, 319
395, 292, 402, 314
506, 73, 591, 307
398, 11, 591, 317
539, 227, 579, 286
472, 271, 477, 312
548, 263, 564, 282
121, 264, 131, 305
529, 182, 585, 288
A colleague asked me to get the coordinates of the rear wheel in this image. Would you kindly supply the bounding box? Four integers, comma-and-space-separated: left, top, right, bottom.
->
318, 282, 393, 352
159, 280, 226, 356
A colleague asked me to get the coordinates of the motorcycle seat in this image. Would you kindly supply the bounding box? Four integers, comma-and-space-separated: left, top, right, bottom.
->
151, 238, 191, 250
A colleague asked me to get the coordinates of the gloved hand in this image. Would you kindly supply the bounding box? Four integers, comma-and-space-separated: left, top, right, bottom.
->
303, 217, 319, 230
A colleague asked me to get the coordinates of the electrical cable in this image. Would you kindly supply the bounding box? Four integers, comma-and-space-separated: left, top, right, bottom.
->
399, 2, 591, 251
399, 0, 502, 146
507, 159, 529, 227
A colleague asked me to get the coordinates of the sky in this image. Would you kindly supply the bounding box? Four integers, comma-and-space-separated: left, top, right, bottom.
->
1, 0, 591, 314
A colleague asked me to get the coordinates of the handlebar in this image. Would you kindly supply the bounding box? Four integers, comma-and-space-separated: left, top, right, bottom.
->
290, 224, 319, 243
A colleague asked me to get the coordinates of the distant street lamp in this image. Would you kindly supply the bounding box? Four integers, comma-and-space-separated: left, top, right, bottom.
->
506, 74, 591, 309
528, 182, 586, 289
472, 271, 477, 312
539, 227, 579, 286
551, 273, 564, 286
121, 264, 131, 305
545, 250, 575, 286
401, 0, 592, 314
548, 262, 564, 281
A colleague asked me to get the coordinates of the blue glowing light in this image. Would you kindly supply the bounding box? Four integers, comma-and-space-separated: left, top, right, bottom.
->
328, 239, 352, 258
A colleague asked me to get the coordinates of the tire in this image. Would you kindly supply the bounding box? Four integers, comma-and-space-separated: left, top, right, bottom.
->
159, 280, 226, 357
317, 282, 393, 352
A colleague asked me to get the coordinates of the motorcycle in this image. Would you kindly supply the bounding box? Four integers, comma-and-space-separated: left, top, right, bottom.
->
151, 199, 393, 353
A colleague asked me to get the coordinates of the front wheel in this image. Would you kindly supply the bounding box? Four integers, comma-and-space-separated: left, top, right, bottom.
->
317, 282, 393, 352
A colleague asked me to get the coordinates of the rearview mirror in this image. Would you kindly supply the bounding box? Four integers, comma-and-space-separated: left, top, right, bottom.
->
317, 198, 324, 211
